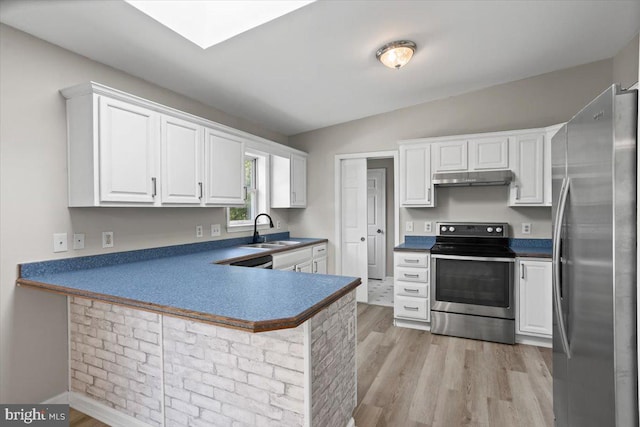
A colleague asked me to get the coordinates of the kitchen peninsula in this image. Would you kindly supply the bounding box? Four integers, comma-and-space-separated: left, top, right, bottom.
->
17, 238, 359, 427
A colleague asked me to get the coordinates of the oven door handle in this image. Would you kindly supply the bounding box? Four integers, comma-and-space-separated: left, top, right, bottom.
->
431, 254, 515, 263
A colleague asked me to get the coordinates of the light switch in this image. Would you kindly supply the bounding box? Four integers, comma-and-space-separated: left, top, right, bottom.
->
406, 221, 414, 232
210, 224, 221, 237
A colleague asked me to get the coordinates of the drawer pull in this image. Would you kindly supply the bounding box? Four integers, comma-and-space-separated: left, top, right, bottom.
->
403, 306, 419, 311
404, 259, 419, 263
404, 288, 419, 293
317, 248, 325, 252
404, 273, 420, 278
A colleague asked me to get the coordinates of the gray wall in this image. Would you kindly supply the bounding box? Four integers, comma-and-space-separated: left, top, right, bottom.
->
288, 59, 615, 271
367, 159, 395, 276
613, 34, 639, 90
0, 24, 289, 403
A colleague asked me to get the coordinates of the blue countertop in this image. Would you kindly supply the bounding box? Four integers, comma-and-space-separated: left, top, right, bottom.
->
18, 236, 359, 332
394, 236, 552, 258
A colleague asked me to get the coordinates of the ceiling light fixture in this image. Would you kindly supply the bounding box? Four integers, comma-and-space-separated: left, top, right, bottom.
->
375, 40, 417, 70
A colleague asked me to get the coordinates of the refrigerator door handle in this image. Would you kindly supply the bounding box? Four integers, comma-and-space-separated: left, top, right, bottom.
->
553, 177, 571, 358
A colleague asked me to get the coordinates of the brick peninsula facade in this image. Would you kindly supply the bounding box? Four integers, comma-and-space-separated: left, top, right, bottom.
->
68, 292, 356, 427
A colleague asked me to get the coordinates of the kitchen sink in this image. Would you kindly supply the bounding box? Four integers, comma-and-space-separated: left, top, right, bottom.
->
269, 240, 301, 246
242, 243, 286, 249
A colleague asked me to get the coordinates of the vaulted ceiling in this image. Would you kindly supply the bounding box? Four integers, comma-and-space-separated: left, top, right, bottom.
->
1, 1, 638, 136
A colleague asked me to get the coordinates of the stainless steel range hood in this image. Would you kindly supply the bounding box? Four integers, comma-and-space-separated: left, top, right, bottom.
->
432, 170, 513, 187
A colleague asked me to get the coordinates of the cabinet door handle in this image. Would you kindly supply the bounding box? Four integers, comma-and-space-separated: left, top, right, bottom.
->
198, 182, 203, 199
404, 288, 419, 293
515, 185, 520, 200
151, 177, 157, 197
313, 261, 318, 273
521, 264, 525, 279
403, 306, 419, 311
404, 259, 419, 263
292, 191, 296, 202
427, 188, 431, 202
404, 273, 420, 278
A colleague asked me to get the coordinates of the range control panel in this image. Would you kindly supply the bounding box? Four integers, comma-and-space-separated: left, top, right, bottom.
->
436, 222, 509, 238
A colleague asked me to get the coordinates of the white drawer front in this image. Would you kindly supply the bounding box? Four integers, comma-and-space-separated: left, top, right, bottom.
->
395, 252, 429, 267
312, 244, 327, 257
394, 296, 429, 320
396, 267, 428, 283
395, 282, 428, 298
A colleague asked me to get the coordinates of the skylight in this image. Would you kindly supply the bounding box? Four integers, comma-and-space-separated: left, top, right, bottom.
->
125, 0, 315, 49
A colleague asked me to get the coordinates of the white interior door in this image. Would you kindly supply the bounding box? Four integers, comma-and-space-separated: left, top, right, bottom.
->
341, 158, 368, 302
367, 169, 386, 280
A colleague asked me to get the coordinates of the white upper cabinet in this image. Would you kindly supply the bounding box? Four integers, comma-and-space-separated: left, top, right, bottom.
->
62, 82, 305, 208
399, 144, 433, 207
271, 153, 307, 208
98, 96, 159, 204
432, 140, 467, 172
203, 128, 245, 205
509, 133, 544, 205
161, 115, 203, 205
468, 136, 509, 170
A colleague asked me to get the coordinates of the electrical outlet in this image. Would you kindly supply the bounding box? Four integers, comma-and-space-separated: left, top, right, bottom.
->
210, 224, 221, 237
276, 220, 281, 230
73, 233, 85, 250
522, 223, 532, 235
53, 233, 68, 253
102, 231, 114, 248
424, 221, 432, 233
405, 221, 414, 232
196, 225, 203, 238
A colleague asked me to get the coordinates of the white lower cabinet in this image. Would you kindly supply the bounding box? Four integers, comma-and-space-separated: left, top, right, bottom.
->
272, 247, 313, 271
393, 251, 430, 324
312, 244, 328, 274
517, 258, 552, 338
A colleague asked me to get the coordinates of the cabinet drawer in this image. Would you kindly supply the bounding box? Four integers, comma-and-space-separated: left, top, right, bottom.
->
312, 244, 327, 257
395, 296, 429, 320
396, 267, 428, 283
395, 252, 429, 267
395, 282, 428, 298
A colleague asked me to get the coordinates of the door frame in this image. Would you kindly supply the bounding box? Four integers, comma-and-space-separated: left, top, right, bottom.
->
334, 150, 399, 287
367, 168, 386, 280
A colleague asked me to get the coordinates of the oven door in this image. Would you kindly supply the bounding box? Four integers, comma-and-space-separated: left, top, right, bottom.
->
431, 254, 515, 319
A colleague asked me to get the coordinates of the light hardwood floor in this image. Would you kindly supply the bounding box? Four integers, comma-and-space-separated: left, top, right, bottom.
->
355, 303, 553, 427
71, 303, 553, 427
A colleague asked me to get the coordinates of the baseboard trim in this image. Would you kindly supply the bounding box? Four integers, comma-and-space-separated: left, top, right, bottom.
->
41, 391, 69, 405
69, 392, 151, 427
393, 318, 431, 331
516, 334, 552, 348
346, 416, 356, 427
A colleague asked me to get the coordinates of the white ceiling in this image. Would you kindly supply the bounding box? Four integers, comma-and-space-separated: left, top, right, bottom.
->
1, 1, 639, 136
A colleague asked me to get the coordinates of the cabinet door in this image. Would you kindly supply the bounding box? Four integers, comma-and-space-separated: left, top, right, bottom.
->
510, 133, 544, 205
296, 260, 312, 273
161, 115, 203, 204
400, 144, 433, 206
518, 260, 552, 336
433, 140, 468, 172
291, 154, 307, 207
203, 128, 244, 205
469, 137, 509, 170
313, 257, 327, 274
98, 96, 158, 203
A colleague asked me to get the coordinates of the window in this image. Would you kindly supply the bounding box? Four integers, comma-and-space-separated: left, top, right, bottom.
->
227, 151, 269, 230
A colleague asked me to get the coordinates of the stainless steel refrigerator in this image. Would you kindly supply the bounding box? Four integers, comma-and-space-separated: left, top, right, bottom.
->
552, 84, 638, 427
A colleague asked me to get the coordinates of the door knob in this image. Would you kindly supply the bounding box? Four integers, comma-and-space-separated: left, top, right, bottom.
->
377, 229, 383, 234
360, 237, 365, 242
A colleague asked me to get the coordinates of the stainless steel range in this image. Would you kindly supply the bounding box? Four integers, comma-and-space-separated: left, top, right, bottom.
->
430, 222, 516, 344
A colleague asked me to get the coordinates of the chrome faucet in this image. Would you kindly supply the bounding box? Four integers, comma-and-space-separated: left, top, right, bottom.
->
253, 213, 274, 243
